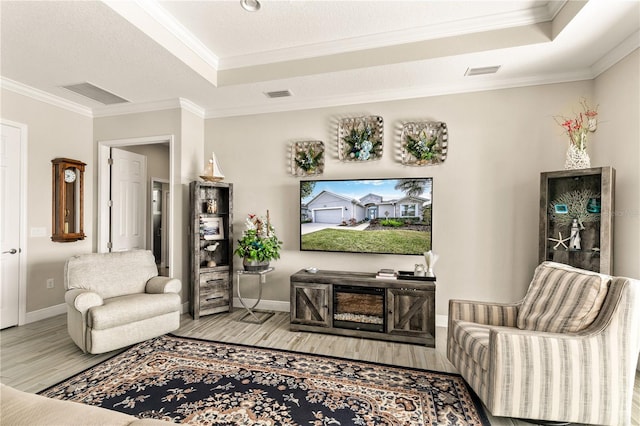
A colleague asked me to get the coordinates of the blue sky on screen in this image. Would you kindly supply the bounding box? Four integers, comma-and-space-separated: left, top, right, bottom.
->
302, 178, 432, 203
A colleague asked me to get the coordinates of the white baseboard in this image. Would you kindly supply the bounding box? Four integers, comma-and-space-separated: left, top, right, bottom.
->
24, 303, 66, 324
436, 314, 448, 328
24, 301, 447, 330
233, 298, 290, 312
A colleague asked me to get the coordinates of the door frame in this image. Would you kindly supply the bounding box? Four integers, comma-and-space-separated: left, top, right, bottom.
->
1, 119, 28, 326
150, 177, 169, 268
97, 135, 174, 274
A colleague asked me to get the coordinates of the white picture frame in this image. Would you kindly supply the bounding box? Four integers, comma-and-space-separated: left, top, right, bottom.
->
201, 217, 224, 240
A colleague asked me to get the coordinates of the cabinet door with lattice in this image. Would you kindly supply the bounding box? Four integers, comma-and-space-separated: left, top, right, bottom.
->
387, 288, 435, 344
290, 282, 330, 327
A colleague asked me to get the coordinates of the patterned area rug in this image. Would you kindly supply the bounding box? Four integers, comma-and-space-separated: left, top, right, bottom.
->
40, 335, 489, 425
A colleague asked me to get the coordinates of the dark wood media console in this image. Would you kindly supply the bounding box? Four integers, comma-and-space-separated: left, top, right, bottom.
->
290, 269, 436, 346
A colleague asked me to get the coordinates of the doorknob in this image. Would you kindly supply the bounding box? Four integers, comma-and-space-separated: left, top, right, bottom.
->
2, 248, 18, 255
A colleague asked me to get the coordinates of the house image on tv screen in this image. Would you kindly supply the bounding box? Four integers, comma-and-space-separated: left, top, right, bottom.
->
299, 178, 433, 255
305, 191, 428, 224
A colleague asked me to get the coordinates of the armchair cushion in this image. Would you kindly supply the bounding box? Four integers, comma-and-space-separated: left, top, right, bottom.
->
517, 261, 610, 333
88, 293, 181, 330
65, 250, 158, 299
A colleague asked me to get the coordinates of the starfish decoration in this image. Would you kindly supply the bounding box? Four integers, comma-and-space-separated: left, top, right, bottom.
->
548, 232, 570, 250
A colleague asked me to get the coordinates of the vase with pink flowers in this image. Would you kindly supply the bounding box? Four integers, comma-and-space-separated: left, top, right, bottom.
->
555, 99, 598, 169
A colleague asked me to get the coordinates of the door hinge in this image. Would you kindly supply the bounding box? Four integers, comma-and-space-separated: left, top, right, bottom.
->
107, 158, 113, 166
108, 200, 113, 207
107, 241, 112, 250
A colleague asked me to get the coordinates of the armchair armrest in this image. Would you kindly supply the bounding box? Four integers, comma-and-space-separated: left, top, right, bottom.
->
146, 276, 181, 294
448, 299, 520, 328
64, 289, 103, 313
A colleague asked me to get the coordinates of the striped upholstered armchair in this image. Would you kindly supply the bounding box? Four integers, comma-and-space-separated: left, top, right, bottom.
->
447, 261, 640, 425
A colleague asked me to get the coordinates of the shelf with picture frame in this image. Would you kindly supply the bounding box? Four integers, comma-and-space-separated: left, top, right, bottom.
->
538, 167, 615, 274
189, 181, 233, 319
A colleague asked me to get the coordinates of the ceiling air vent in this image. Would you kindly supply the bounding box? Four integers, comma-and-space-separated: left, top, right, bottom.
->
62, 82, 129, 105
264, 90, 292, 99
464, 66, 501, 76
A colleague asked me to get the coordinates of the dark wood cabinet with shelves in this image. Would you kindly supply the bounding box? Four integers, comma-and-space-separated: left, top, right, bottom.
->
189, 181, 233, 319
539, 167, 614, 274
290, 270, 435, 346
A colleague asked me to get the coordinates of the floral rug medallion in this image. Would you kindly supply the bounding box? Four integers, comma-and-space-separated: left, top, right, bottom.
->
40, 335, 489, 425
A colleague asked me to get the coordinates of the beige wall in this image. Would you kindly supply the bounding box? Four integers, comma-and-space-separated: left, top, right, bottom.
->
1, 49, 637, 320
206, 66, 638, 316
1, 89, 93, 313
93, 109, 203, 305
592, 49, 640, 279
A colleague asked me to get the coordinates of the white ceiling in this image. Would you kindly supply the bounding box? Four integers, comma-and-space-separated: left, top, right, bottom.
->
1, 0, 639, 118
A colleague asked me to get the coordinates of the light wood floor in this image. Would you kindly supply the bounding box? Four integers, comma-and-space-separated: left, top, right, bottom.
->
1, 310, 639, 425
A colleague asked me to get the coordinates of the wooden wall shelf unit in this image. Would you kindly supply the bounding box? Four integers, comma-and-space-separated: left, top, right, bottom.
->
290, 269, 435, 346
189, 181, 233, 319
539, 167, 614, 274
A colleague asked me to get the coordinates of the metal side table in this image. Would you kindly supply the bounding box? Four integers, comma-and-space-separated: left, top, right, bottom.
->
235, 267, 275, 323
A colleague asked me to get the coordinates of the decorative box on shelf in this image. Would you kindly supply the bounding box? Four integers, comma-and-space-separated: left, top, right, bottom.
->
539, 167, 614, 274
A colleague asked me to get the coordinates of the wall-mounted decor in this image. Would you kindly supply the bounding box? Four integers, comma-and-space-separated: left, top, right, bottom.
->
290, 140, 324, 176
539, 167, 614, 274
400, 121, 448, 166
51, 158, 86, 242
337, 116, 384, 162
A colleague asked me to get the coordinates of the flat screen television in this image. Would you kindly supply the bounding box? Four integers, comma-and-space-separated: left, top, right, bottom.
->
300, 177, 433, 255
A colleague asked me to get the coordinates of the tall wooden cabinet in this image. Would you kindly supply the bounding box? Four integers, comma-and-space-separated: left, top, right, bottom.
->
189, 181, 233, 319
539, 167, 614, 274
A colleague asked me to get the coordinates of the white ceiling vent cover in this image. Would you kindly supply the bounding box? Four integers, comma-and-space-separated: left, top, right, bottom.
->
464, 66, 501, 76
264, 90, 292, 99
62, 82, 129, 105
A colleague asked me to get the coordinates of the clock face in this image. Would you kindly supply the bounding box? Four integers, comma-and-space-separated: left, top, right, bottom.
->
64, 168, 77, 183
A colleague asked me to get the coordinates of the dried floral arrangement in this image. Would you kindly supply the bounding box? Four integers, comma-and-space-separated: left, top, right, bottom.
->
291, 141, 324, 176
338, 116, 383, 161
549, 189, 601, 227
554, 99, 599, 150
401, 122, 448, 166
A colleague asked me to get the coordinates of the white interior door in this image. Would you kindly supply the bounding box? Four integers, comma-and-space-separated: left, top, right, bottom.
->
110, 147, 147, 251
0, 123, 22, 329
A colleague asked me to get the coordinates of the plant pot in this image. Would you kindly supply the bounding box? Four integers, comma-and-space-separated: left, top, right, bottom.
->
243, 258, 270, 272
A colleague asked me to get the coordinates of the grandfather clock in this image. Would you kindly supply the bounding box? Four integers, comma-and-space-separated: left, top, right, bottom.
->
51, 158, 86, 242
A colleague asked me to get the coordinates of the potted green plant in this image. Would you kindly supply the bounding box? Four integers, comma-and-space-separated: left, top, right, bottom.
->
234, 211, 282, 271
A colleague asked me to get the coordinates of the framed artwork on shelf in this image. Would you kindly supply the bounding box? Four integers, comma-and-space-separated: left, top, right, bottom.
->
201, 217, 224, 240
290, 140, 325, 176
337, 116, 384, 162
400, 121, 448, 166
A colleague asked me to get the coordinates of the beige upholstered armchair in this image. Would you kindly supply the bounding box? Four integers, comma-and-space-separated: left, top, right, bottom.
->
447, 261, 640, 425
65, 250, 182, 354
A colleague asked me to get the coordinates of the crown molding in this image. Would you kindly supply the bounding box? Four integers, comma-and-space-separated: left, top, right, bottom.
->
92, 97, 205, 118
133, 0, 219, 70
591, 30, 640, 78
218, 5, 557, 70
179, 98, 206, 118
1, 77, 207, 119
103, 0, 219, 86
204, 69, 594, 119
0, 77, 93, 117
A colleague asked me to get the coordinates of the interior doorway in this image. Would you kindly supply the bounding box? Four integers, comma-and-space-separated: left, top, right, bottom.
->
97, 135, 173, 276
151, 178, 170, 276
0, 120, 27, 328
